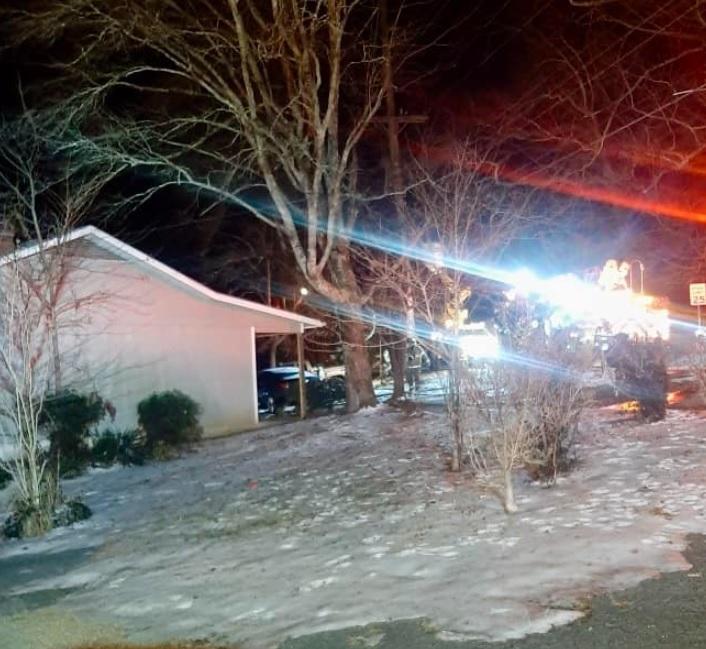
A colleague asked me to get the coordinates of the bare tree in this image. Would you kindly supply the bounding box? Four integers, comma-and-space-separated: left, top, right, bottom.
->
0, 234, 103, 536
0, 112, 123, 391
467, 1, 706, 292
0, 114, 118, 536
460, 322, 590, 513
357, 141, 535, 467
1, 0, 412, 410
461, 361, 532, 514
0, 236, 107, 536
0, 254, 56, 536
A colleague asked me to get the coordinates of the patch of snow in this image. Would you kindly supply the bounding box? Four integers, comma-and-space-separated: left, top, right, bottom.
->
5, 405, 706, 648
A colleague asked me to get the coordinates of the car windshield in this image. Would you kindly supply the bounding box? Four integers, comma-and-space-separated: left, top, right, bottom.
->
260, 366, 300, 375
258, 368, 316, 381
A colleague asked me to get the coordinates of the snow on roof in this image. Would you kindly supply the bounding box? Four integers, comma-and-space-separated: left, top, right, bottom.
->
1, 226, 324, 329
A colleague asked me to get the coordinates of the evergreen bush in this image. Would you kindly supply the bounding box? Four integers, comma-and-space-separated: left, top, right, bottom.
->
92, 429, 147, 467
41, 391, 113, 476
137, 390, 203, 452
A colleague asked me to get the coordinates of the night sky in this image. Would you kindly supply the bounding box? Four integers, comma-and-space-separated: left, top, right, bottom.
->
1, 0, 704, 304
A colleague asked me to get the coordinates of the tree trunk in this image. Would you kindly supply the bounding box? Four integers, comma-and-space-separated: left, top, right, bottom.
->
381, 0, 405, 218
448, 351, 464, 472
450, 420, 462, 472
48, 312, 62, 393
329, 246, 377, 412
382, 0, 410, 407
342, 316, 377, 412
389, 335, 406, 401
268, 335, 285, 368
503, 470, 518, 514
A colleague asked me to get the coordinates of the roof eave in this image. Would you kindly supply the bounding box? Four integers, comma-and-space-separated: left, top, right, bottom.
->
1, 225, 325, 330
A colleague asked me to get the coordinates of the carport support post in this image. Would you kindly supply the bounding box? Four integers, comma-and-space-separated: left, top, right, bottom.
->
297, 325, 307, 419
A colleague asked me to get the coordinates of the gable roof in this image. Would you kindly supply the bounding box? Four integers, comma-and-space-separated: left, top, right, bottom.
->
4, 226, 324, 330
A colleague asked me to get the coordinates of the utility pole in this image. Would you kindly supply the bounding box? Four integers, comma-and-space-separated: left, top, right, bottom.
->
380, 0, 405, 219
376, 0, 427, 401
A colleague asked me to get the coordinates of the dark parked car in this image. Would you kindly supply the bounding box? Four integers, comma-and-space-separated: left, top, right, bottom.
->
257, 367, 346, 414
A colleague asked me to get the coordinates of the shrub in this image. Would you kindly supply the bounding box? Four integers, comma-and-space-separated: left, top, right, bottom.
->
3, 471, 60, 539
52, 498, 92, 528
149, 440, 178, 461
449, 319, 590, 512
606, 334, 668, 422
137, 390, 203, 452
523, 333, 589, 483
91, 430, 120, 466
42, 391, 114, 476
92, 429, 147, 467
116, 431, 148, 466
2, 470, 93, 539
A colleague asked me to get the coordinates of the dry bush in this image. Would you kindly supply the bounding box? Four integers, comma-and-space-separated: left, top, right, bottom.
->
523, 332, 590, 482
453, 328, 589, 513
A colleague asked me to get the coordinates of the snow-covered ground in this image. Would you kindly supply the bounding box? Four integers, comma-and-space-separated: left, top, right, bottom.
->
3, 404, 706, 648
375, 370, 451, 405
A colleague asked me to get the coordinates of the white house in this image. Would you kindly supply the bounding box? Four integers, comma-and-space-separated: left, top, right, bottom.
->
2, 226, 323, 437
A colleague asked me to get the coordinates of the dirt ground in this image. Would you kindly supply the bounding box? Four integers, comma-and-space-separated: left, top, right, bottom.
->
3, 402, 706, 648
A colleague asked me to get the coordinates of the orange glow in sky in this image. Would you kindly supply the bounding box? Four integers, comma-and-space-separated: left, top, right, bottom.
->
420, 145, 706, 225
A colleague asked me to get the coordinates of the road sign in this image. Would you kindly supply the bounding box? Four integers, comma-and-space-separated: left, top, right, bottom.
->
690, 283, 706, 306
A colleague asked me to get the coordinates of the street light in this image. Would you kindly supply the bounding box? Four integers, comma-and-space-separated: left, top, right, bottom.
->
424, 241, 445, 274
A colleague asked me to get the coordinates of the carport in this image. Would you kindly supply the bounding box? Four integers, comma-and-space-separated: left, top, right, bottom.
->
247, 309, 324, 421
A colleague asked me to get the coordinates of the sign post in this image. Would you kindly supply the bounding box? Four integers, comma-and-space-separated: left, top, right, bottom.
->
690, 283, 706, 328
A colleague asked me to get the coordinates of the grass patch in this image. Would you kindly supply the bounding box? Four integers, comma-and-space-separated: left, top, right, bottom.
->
76, 644, 238, 649
0, 608, 123, 649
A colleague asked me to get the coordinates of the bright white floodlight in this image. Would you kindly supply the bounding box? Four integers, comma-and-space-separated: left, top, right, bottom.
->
458, 324, 500, 359
510, 268, 539, 296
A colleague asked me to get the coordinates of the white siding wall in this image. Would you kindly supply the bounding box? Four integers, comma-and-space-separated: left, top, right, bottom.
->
56, 255, 300, 437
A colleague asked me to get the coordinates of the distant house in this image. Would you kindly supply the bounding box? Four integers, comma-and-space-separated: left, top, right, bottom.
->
4, 226, 322, 437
